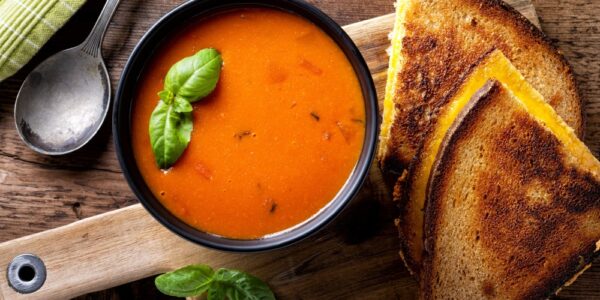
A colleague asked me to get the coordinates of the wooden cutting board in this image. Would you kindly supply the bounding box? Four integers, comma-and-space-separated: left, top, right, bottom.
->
0, 1, 594, 299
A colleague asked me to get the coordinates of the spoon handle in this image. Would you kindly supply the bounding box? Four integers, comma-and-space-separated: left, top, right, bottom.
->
80, 0, 121, 58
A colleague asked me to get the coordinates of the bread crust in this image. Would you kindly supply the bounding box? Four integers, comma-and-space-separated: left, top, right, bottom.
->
422, 81, 599, 299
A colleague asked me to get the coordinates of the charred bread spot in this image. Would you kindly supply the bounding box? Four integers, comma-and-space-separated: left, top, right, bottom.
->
401, 34, 438, 55
555, 170, 600, 214
549, 92, 562, 110
482, 280, 496, 297
495, 114, 564, 183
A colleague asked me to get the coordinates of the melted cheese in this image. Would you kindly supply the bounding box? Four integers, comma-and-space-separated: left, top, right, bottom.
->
378, 0, 410, 160
410, 50, 599, 260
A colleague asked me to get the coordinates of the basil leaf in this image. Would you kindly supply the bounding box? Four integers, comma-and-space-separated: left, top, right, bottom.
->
149, 100, 193, 169
155, 265, 215, 297
207, 282, 226, 300
148, 48, 223, 169
173, 97, 193, 113
158, 90, 174, 104
212, 268, 276, 300
164, 48, 223, 103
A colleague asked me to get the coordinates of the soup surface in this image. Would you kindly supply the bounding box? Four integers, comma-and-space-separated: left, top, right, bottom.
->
132, 8, 365, 239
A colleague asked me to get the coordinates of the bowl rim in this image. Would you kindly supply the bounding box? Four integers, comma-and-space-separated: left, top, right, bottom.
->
113, 0, 378, 252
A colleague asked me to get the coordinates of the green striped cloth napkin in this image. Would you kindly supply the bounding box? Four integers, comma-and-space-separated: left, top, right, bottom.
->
0, 0, 86, 82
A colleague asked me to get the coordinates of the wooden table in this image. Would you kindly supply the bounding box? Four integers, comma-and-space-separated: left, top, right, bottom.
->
0, 0, 598, 299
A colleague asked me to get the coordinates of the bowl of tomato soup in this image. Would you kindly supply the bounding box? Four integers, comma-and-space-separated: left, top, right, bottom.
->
114, 0, 377, 251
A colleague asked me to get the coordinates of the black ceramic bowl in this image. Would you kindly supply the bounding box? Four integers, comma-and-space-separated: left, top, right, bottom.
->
113, 0, 378, 252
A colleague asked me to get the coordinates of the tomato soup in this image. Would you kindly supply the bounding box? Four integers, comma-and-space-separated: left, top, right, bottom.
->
132, 8, 365, 239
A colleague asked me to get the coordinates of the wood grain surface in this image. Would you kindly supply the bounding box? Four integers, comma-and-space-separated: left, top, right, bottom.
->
0, 0, 597, 299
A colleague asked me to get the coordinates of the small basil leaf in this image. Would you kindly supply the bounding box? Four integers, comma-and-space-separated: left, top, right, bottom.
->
212, 268, 275, 300
158, 90, 174, 104
164, 48, 223, 103
149, 101, 193, 169
173, 97, 193, 113
155, 265, 215, 297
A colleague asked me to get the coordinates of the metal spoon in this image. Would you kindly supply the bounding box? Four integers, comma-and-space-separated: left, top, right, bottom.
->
14, 0, 120, 155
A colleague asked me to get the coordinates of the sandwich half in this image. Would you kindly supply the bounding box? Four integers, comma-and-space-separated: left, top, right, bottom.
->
378, 0, 583, 175
422, 80, 600, 299
397, 49, 585, 274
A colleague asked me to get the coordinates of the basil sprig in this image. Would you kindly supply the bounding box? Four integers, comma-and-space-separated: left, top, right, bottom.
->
149, 48, 223, 169
155, 264, 276, 300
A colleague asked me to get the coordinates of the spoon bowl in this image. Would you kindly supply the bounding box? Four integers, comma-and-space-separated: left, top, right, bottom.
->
13, 0, 119, 155
14, 47, 110, 155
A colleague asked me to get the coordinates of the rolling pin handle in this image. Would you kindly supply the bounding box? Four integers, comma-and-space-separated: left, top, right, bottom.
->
6, 254, 46, 294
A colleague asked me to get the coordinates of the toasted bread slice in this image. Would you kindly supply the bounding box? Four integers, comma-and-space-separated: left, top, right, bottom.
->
378, 0, 583, 175
422, 80, 600, 299
398, 49, 582, 273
